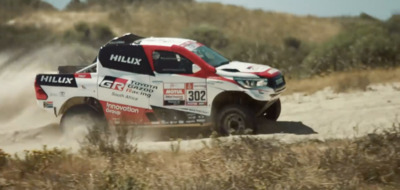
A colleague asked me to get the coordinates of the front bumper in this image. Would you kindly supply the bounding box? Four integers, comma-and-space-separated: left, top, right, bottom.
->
242, 74, 286, 101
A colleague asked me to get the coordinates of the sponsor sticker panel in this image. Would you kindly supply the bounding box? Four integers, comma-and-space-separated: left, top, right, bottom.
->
150, 106, 210, 125
163, 83, 185, 106
186, 83, 207, 106
37, 74, 77, 87
99, 76, 128, 91
163, 82, 207, 106
99, 76, 158, 108
43, 101, 53, 108
100, 101, 150, 125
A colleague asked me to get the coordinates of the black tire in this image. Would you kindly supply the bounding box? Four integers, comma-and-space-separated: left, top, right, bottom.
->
262, 99, 281, 121
60, 104, 107, 136
216, 105, 256, 136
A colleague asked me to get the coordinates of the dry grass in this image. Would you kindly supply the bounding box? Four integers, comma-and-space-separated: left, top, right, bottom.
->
285, 66, 400, 94
107, 2, 342, 45
4, 2, 341, 46
6, 10, 109, 34
0, 122, 400, 189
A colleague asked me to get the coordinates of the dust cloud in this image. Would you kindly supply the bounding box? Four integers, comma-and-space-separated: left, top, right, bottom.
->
0, 45, 96, 153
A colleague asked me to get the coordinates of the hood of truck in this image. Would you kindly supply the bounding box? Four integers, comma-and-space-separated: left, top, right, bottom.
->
215, 61, 280, 78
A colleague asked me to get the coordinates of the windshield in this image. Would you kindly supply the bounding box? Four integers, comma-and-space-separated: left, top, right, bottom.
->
191, 46, 229, 67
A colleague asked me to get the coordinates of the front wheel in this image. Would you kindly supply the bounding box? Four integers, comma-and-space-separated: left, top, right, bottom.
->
215, 105, 256, 136
262, 99, 281, 121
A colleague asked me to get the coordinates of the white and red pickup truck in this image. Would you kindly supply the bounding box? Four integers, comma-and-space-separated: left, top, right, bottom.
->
34, 34, 286, 135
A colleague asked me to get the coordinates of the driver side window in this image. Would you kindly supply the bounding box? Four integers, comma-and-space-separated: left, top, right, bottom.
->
153, 51, 193, 74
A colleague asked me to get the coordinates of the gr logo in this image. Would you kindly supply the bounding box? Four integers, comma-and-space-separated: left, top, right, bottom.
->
99, 76, 128, 91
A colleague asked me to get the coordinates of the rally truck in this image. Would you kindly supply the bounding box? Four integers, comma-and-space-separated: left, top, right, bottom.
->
34, 34, 286, 135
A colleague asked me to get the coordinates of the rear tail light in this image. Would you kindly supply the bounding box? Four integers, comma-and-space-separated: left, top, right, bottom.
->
34, 79, 48, 100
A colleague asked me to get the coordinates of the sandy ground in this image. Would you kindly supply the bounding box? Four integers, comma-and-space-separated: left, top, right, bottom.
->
0, 48, 399, 154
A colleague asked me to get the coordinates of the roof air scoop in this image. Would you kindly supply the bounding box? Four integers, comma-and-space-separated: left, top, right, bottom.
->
105, 33, 144, 46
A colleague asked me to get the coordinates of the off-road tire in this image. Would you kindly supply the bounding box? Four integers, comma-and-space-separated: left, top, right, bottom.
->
60, 104, 107, 134
263, 99, 281, 121
216, 105, 256, 136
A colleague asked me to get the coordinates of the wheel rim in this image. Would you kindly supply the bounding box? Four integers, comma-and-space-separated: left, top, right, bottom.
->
223, 112, 246, 134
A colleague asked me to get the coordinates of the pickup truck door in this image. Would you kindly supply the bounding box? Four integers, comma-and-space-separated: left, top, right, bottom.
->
149, 50, 209, 123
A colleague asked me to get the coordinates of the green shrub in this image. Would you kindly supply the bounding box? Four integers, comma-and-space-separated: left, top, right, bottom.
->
302, 23, 399, 75
0, 0, 54, 10
63, 22, 115, 47
0, 149, 10, 169
65, 0, 88, 10
386, 15, 400, 34
182, 24, 229, 49
224, 38, 311, 78
359, 12, 380, 22
0, 25, 51, 51
284, 36, 301, 49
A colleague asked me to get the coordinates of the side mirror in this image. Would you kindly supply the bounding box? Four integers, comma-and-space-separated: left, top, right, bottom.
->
192, 64, 201, 73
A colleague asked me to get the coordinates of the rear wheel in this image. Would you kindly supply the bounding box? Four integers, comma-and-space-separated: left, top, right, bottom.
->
60, 104, 107, 138
262, 99, 281, 121
216, 105, 256, 136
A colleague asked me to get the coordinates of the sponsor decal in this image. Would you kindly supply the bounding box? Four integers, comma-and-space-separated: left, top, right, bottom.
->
126, 80, 158, 98
196, 115, 206, 123
48, 91, 65, 97
111, 92, 139, 101
37, 74, 77, 87
74, 73, 91, 78
99, 76, 128, 91
100, 101, 151, 125
43, 101, 53, 108
180, 41, 202, 51
105, 102, 139, 116
100, 76, 157, 98
164, 89, 185, 94
185, 82, 207, 106
99, 76, 158, 101
110, 54, 141, 65
163, 82, 207, 106
41, 75, 73, 84
151, 106, 209, 124
163, 83, 186, 106
185, 83, 193, 90
180, 107, 208, 115
98, 45, 154, 76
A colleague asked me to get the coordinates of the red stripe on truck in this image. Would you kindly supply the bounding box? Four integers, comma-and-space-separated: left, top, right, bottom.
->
74, 73, 91, 78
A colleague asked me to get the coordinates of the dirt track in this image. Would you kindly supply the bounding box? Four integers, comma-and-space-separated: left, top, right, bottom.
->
0, 48, 399, 153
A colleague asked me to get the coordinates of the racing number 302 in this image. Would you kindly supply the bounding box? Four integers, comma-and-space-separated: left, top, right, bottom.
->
188, 90, 206, 101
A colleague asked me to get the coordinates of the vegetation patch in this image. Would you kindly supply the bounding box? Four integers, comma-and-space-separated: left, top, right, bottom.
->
3, 0, 400, 79
0, 122, 399, 189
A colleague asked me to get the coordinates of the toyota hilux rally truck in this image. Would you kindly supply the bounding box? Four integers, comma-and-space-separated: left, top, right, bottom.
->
34, 34, 286, 135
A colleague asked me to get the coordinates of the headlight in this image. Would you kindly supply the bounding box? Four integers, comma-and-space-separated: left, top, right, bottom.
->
234, 78, 268, 88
